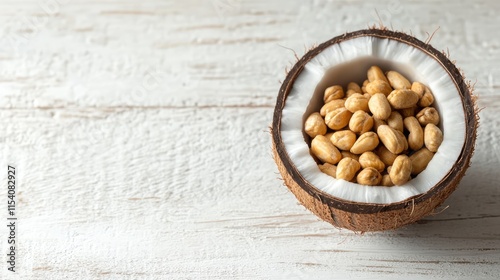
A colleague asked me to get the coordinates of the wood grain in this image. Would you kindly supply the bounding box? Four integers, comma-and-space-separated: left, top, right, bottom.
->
0, 0, 499, 279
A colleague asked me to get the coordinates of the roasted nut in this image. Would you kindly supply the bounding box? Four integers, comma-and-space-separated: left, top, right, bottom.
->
324, 85, 344, 103
377, 125, 407, 154
361, 80, 369, 94
386, 71, 411, 90
416, 107, 440, 126
356, 167, 382, 186
411, 82, 426, 99
367, 66, 389, 84
375, 145, 398, 166
387, 89, 420, 109
336, 158, 361, 181
345, 93, 369, 113
372, 118, 387, 132
419, 90, 435, 107
368, 93, 392, 120
349, 111, 374, 134
412, 82, 435, 107
366, 80, 393, 95
311, 135, 342, 164
389, 155, 412, 185
398, 106, 416, 118
395, 129, 409, 151
359, 152, 385, 172
330, 130, 357, 151
381, 174, 394, 186
318, 163, 337, 178
346, 90, 358, 98
347, 82, 362, 93
350, 132, 379, 154
341, 151, 360, 161
424, 123, 443, 152
346, 82, 362, 97
320, 99, 345, 116
387, 111, 403, 132
325, 108, 353, 130
409, 147, 434, 175
404, 116, 424, 150
304, 112, 327, 138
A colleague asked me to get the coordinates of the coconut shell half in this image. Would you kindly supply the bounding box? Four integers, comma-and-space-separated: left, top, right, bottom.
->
272, 29, 477, 232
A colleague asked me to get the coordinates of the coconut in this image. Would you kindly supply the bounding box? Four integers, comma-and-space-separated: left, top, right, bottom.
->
271, 28, 478, 232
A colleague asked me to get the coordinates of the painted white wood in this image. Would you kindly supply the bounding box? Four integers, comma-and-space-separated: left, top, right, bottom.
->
0, 0, 499, 279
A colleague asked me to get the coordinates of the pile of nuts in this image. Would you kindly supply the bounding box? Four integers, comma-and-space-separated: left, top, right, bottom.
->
305, 66, 443, 186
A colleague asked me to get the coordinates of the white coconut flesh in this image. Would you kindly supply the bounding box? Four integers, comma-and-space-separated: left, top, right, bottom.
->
281, 36, 466, 204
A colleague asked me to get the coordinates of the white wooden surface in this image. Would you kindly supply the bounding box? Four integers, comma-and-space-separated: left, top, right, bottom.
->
0, 0, 499, 279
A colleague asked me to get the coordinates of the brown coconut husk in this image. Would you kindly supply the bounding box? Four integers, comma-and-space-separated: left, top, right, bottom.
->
271, 28, 478, 232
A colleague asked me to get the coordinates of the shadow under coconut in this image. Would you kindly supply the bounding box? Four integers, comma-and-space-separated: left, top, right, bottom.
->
355, 107, 500, 265
393, 106, 500, 237
377, 159, 500, 249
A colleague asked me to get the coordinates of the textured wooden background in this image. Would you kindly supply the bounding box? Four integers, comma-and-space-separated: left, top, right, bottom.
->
0, 0, 499, 279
